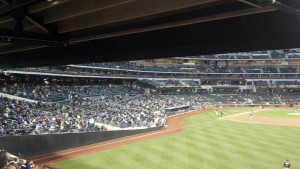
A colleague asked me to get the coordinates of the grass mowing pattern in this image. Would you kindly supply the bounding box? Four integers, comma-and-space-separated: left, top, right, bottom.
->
255, 108, 300, 119
55, 108, 300, 169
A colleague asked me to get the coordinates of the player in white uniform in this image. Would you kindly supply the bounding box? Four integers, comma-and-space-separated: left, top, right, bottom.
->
282, 159, 291, 169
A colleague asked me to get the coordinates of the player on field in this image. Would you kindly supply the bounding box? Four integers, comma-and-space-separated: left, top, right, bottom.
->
282, 159, 291, 169
249, 110, 253, 120
215, 109, 218, 116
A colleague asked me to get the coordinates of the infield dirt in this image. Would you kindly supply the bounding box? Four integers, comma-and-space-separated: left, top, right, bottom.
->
224, 112, 300, 126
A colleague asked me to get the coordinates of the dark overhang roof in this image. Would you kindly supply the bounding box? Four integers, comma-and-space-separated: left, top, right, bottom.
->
0, 0, 300, 68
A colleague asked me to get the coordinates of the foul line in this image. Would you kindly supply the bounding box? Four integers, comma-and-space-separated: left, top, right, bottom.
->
224, 118, 300, 127
222, 108, 300, 127
223, 108, 274, 118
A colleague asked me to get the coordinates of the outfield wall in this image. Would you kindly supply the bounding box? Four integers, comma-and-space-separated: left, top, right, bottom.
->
2, 104, 296, 158
0, 126, 163, 157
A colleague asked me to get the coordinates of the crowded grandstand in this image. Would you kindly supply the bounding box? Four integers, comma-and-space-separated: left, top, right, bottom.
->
0, 48, 300, 137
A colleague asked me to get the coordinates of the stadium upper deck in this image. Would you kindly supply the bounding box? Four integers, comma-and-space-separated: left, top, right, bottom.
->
2, 48, 300, 80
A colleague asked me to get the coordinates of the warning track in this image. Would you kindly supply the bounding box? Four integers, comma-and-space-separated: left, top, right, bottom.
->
28, 108, 212, 168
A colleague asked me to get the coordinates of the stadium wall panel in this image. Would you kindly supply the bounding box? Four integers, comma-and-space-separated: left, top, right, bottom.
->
0, 126, 163, 157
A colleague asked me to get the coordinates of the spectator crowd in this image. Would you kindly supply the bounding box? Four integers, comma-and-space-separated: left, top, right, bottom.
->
0, 149, 36, 169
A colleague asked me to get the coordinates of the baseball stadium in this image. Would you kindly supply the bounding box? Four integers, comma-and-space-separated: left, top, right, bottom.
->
0, 0, 300, 169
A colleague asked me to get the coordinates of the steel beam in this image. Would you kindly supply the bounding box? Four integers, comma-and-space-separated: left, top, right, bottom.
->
0, 0, 8, 5
0, 42, 10, 47
0, 45, 45, 54
29, 0, 70, 13
2, 32, 300, 68
25, 13, 57, 33
237, 0, 262, 8
0, 28, 61, 43
69, 6, 277, 43
271, 0, 300, 14
0, 0, 44, 18
54, 0, 220, 33
38, 0, 136, 24
0, 16, 13, 24
0, 0, 57, 34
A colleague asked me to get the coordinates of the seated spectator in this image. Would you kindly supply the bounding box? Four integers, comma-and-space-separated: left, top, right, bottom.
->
7, 157, 24, 169
24, 161, 36, 169
0, 151, 8, 169
4, 164, 17, 169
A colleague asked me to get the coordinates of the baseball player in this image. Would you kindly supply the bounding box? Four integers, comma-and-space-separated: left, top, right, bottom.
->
249, 110, 253, 120
282, 159, 291, 169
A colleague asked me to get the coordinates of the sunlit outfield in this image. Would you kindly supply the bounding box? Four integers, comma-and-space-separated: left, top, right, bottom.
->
54, 107, 300, 169
255, 107, 300, 119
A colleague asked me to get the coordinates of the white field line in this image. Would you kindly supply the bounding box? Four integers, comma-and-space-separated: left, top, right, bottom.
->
224, 118, 300, 127
222, 108, 300, 126
223, 108, 274, 118
288, 113, 300, 116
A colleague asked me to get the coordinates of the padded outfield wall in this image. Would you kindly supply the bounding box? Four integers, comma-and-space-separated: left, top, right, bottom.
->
0, 126, 163, 157
1, 105, 293, 158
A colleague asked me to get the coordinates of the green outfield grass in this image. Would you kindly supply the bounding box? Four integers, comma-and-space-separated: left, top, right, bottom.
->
54, 107, 300, 169
255, 107, 300, 119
